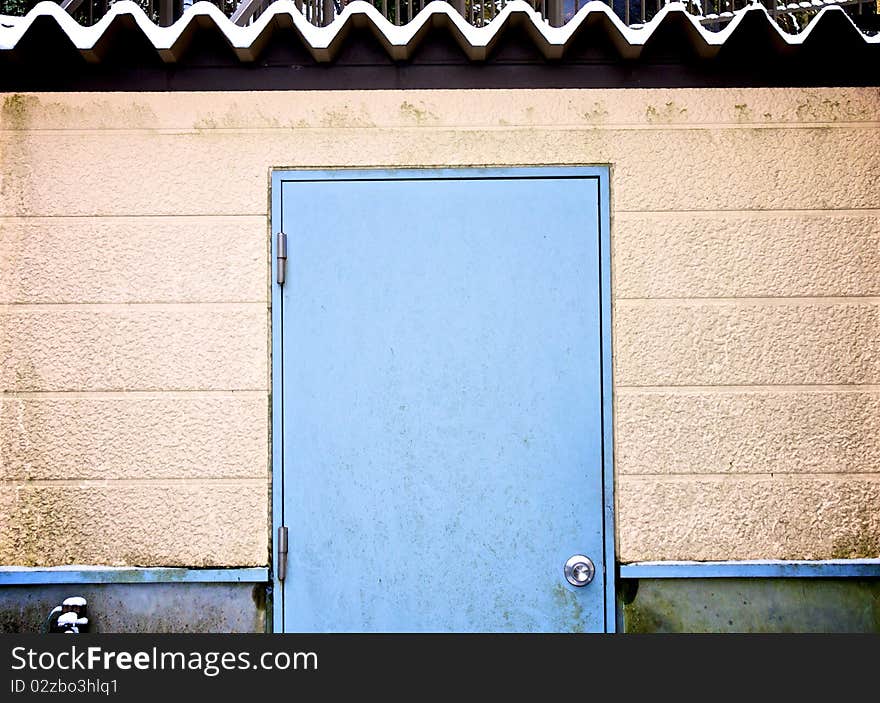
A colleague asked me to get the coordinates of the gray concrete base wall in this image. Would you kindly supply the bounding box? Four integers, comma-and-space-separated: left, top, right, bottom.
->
620, 578, 880, 633
4, 579, 878, 632
0, 583, 267, 633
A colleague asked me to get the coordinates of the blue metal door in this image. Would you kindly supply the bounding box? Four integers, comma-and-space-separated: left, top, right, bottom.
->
273, 167, 614, 632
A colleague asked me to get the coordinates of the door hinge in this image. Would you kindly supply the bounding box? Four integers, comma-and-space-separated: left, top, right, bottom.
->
277, 526, 288, 582
276, 232, 288, 285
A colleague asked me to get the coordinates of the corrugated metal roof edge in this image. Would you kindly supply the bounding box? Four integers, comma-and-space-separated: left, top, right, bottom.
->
0, 0, 876, 64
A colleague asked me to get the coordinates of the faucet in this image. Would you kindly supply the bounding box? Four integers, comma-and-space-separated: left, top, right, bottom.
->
44, 597, 90, 633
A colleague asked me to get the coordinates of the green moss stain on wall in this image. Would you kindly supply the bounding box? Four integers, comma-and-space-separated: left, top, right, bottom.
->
0, 94, 39, 215
2, 94, 39, 130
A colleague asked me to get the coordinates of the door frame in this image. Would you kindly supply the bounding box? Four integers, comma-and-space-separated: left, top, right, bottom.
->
270, 166, 615, 632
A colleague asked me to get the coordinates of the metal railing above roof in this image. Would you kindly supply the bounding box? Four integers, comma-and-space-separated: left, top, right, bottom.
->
2, 0, 878, 75
6, 0, 877, 31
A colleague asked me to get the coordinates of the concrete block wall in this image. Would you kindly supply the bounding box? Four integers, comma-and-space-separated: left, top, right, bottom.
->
1, 95, 272, 566
1, 88, 878, 567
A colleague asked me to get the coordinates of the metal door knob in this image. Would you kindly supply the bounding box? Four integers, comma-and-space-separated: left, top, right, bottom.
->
564, 555, 595, 587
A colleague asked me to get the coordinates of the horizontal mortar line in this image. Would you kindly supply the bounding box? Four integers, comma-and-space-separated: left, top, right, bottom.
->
0, 213, 267, 221
620, 472, 880, 482
615, 207, 880, 215
6, 207, 878, 219
614, 207, 880, 217
620, 471, 880, 478
4, 478, 267, 488
1, 390, 267, 399
615, 384, 880, 393
1, 300, 267, 308
614, 292, 880, 307
3, 122, 878, 135
0, 301, 267, 312
615, 296, 880, 306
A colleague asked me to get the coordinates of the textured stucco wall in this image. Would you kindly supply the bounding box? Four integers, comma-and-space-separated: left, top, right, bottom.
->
1, 88, 877, 566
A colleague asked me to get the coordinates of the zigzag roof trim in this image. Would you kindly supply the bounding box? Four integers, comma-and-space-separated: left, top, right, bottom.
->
0, 0, 876, 64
